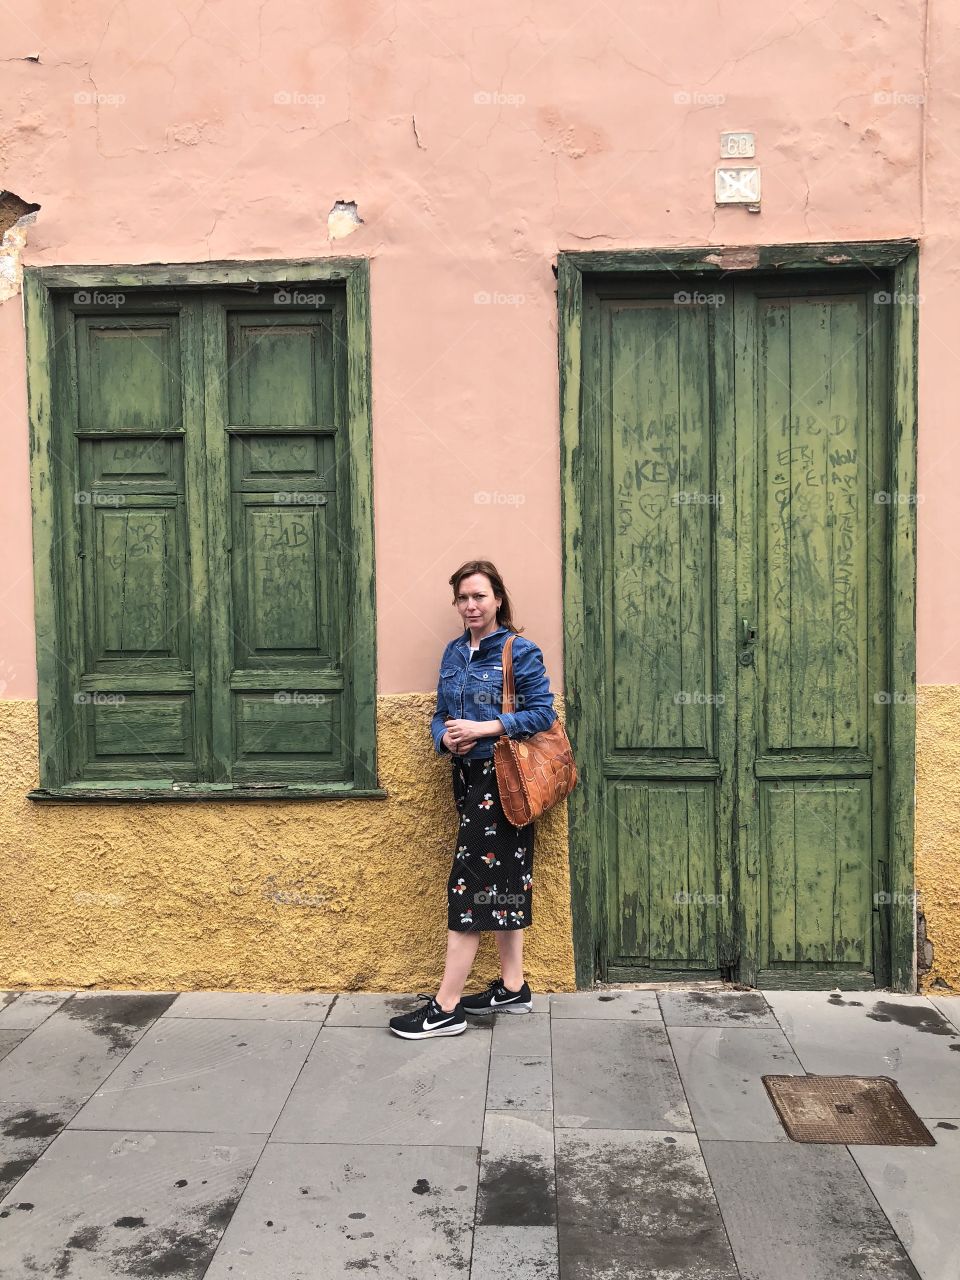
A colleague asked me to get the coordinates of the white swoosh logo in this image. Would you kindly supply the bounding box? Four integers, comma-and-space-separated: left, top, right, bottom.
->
491, 993, 520, 1005
422, 1014, 453, 1029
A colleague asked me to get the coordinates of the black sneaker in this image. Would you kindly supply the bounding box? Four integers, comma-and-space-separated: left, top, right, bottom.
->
388, 993, 467, 1039
461, 978, 533, 1015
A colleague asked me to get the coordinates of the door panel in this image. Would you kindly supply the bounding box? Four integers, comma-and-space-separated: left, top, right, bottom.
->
605, 781, 720, 968
607, 301, 715, 752
581, 272, 891, 986
758, 296, 869, 753
764, 779, 873, 966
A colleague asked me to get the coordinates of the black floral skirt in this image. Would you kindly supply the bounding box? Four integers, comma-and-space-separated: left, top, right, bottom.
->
447, 755, 535, 932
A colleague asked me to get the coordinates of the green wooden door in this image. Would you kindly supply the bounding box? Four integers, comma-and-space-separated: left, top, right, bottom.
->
579, 273, 891, 987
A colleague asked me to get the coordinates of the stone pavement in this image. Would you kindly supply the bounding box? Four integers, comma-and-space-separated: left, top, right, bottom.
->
0, 985, 957, 1279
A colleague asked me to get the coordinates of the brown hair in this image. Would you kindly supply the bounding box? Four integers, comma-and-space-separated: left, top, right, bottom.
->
448, 560, 524, 635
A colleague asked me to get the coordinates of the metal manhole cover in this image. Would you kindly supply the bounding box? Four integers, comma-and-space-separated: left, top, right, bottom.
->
762, 1075, 935, 1145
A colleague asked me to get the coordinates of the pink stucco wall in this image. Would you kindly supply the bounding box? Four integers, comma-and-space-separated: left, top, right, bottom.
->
1, 0, 955, 698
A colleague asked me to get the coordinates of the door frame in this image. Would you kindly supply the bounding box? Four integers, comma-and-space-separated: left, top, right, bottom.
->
558, 240, 919, 993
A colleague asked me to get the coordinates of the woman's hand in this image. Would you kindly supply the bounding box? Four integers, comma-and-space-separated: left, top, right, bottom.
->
442, 720, 476, 753
443, 717, 504, 753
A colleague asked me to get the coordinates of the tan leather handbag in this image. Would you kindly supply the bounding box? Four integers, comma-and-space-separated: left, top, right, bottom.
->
493, 634, 577, 826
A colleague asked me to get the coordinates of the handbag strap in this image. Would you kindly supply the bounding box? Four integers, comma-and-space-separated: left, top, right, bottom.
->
500, 633, 517, 716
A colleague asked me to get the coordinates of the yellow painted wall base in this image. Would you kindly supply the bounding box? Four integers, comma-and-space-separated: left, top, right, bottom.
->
0, 697, 578, 994
916, 686, 960, 992
2, 690, 958, 993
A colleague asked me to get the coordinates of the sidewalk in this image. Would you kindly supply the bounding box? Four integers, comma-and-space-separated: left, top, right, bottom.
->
0, 984, 957, 1279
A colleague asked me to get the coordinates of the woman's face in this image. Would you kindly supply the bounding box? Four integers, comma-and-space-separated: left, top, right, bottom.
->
455, 573, 502, 633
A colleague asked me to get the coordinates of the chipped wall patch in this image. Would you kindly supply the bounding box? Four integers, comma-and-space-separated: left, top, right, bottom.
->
328, 199, 364, 241
0, 224, 30, 302
0, 192, 41, 303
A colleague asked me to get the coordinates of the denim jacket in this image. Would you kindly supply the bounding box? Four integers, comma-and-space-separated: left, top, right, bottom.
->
430, 625, 557, 761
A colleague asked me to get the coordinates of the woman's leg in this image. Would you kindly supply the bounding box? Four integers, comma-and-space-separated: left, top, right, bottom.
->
436, 929, 482, 1011
495, 929, 525, 991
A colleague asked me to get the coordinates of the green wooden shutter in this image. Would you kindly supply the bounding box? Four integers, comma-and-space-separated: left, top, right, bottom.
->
203, 295, 350, 783
28, 264, 378, 798
56, 298, 210, 782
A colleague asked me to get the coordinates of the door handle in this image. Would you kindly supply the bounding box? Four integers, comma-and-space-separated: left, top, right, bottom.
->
739, 618, 758, 666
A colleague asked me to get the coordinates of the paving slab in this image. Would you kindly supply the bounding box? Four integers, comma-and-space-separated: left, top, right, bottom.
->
0, 1129, 263, 1280
272, 1025, 491, 1146
323, 993, 424, 1026
766, 991, 960, 1117
490, 1010, 552, 1057
476, 1110, 555, 1228
57, 991, 179, 1052
0, 991, 75, 1030
658, 989, 778, 1027
470, 1225, 559, 1279
203, 1141, 478, 1280
556, 1128, 738, 1279
0, 1032, 28, 1065
549, 990, 662, 1020
68, 1016, 318, 1134
851, 1119, 960, 1280
667, 1025, 805, 1140
552, 1019, 693, 1131
485, 1055, 552, 1110
927, 995, 960, 1033
162, 991, 335, 1020
702, 1138, 921, 1279
0, 993, 175, 1199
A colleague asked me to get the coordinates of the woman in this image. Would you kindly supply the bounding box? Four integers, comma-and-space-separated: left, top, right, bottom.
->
388, 560, 558, 1040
